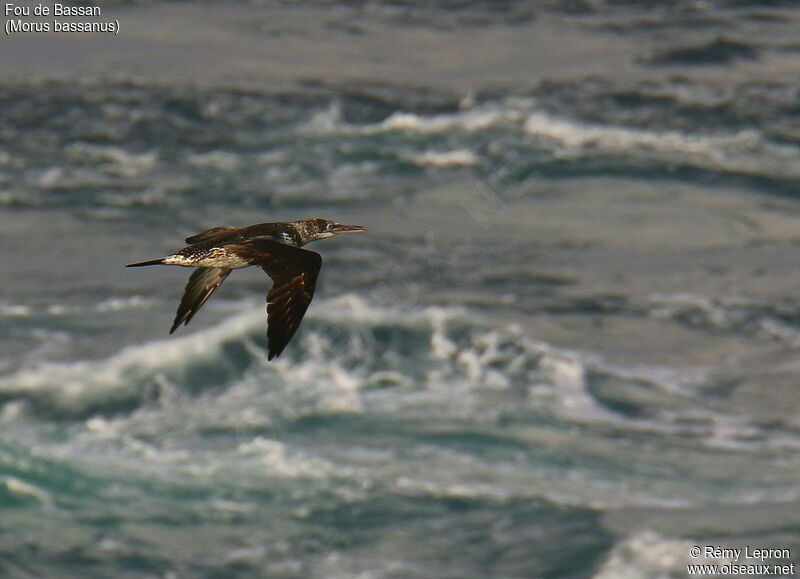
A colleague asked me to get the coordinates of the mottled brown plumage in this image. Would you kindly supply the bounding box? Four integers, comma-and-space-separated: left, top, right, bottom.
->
127, 218, 366, 360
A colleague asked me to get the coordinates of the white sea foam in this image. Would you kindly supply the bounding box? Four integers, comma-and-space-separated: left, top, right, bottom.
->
1, 293, 790, 457
523, 111, 759, 157
523, 110, 800, 177
236, 437, 339, 479
394, 476, 512, 502
4, 294, 797, 515
300, 102, 523, 136
308, 294, 468, 329
0, 297, 155, 318
2, 476, 54, 508
372, 107, 518, 134
0, 302, 32, 317
400, 149, 480, 167
306, 297, 766, 448
593, 530, 695, 579
65, 143, 158, 178
0, 309, 264, 414
94, 296, 155, 313
186, 150, 241, 171
537, 344, 619, 423
298, 101, 345, 134
37, 167, 65, 188
429, 308, 458, 360
294, 99, 799, 181
0, 297, 457, 416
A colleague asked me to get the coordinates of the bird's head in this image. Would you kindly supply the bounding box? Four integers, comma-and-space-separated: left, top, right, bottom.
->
303, 218, 367, 242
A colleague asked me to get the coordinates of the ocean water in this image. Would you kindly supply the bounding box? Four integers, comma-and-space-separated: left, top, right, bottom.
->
2, 1, 800, 577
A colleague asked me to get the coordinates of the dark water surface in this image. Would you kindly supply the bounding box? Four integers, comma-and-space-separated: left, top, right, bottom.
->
2, 2, 800, 577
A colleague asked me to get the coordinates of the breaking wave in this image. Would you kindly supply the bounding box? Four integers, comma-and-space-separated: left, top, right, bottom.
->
4, 295, 800, 465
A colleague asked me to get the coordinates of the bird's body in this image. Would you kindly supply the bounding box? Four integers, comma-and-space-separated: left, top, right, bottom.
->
127, 218, 366, 360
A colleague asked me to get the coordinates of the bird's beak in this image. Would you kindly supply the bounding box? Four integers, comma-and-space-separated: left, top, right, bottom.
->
330, 223, 367, 235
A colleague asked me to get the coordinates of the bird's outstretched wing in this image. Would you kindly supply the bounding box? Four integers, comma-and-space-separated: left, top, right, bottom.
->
185, 226, 236, 245
232, 239, 322, 360
170, 267, 232, 334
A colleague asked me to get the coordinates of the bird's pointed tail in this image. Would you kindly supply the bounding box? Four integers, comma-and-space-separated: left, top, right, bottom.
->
126, 259, 165, 267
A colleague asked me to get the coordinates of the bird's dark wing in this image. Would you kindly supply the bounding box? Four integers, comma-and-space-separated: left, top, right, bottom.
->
232, 239, 322, 360
185, 226, 236, 245
170, 267, 232, 334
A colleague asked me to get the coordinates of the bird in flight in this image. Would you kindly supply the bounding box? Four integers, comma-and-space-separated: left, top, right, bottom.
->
126, 218, 367, 360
